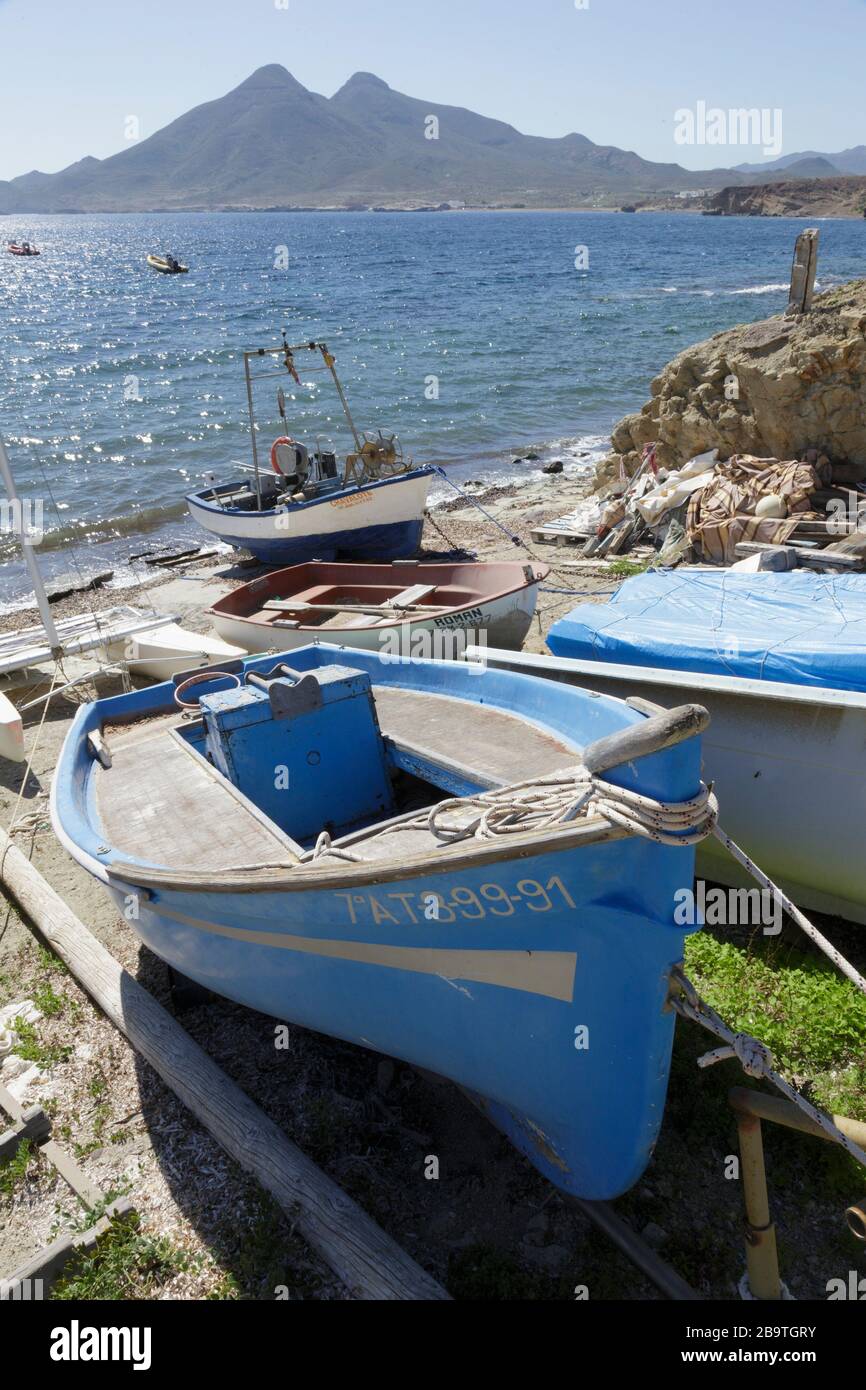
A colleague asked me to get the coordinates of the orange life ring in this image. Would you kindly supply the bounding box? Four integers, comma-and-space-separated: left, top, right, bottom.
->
271, 436, 296, 474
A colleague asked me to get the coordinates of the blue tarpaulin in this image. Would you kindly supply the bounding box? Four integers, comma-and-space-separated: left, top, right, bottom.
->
546, 570, 866, 690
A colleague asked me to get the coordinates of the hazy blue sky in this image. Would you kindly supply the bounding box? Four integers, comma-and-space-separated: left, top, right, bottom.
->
1, 0, 864, 180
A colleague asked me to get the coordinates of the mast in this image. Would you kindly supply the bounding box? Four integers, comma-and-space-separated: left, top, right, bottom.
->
320, 345, 363, 454
0, 433, 61, 652
243, 352, 264, 511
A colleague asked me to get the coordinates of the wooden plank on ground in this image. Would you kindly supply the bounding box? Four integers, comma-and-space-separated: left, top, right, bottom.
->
0, 826, 449, 1301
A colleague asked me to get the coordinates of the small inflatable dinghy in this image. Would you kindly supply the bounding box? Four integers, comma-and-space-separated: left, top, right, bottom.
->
147, 254, 188, 275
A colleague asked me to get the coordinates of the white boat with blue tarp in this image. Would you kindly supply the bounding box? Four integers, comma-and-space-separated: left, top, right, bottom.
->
186, 337, 433, 565
51, 643, 712, 1200
475, 568, 866, 924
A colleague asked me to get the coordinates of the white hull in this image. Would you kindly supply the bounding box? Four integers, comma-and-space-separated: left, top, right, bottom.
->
212, 584, 539, 656
470, 646, 866, 925
105, 623, 243, 682
187, 470, 433, 563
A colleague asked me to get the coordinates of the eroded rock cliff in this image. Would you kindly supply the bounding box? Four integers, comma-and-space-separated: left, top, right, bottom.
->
599, 280, 866, 486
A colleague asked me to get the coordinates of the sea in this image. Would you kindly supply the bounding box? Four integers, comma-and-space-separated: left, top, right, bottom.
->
1, 209, 864, 609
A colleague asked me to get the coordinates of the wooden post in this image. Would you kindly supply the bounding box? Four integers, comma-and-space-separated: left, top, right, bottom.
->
786, 228, 819, 316
0, 827, 449, 1301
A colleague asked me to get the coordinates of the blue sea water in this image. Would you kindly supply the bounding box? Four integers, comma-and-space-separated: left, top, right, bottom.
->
1, 209, 863, 604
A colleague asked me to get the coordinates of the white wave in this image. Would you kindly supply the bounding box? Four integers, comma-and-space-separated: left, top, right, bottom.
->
725, 283, 788, 296
427, 434, 608, 508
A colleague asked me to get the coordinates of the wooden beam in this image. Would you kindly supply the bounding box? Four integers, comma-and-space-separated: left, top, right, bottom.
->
1, 1199, 134, 1297
786, 228, 819, 316
0, 1106, 51, 1161
0, 826, 449, 1301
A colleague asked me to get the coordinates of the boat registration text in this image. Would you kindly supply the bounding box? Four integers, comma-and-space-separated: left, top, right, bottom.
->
336, 876, 577, 925
329, 490, 374, 510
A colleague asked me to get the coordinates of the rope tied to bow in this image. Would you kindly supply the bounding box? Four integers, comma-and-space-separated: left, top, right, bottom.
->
307, 763, 718, 863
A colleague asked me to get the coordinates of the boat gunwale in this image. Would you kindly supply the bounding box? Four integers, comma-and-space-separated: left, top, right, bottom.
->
103, 813, 632, 895
186, 465, 436, 519
469, 644, 866, 711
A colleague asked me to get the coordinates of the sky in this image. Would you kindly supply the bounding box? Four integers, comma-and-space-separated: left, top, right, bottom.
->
1, 0, 865, 181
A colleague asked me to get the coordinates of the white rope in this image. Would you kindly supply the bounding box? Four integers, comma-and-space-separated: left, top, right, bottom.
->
669, 966, 866, 1171
307, 764, 719, 862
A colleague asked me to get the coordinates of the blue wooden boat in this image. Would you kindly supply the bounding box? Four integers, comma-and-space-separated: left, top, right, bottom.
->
186, 338, 433, 565
50, 645, 710, 1200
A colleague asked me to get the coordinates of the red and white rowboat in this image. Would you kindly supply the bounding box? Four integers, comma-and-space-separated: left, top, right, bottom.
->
208, 559, 549, 658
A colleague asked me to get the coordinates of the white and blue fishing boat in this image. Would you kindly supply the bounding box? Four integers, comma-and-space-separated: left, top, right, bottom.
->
187, 337, 434, 565
51, 644, 713, 1200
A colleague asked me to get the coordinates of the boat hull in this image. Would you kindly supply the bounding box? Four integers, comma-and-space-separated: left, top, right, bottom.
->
210, 568, 543, 655
146, 255, 188, 274
471, 645, 866, 925
105, 622, 243, 682
51, 645, 704, 1200
186, 469, 433, 565
104, 838, 690, 1200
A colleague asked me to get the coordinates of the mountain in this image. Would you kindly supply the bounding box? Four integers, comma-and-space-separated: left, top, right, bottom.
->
735, 146, 866, 177
0, 65, 754, 213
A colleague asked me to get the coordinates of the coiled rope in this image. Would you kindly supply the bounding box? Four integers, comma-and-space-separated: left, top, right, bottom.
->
308, 764, 719, 863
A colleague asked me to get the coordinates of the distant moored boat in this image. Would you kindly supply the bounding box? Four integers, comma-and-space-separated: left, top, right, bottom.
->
147, 253, 189, 274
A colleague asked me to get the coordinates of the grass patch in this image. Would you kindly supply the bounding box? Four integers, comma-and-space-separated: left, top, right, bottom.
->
11, 1017, 72, 1068
36, 945, 67, 976
683, 927, 866, 1195
51, 1212, 186, 1300
607, 558, 649, 578
684, 931, 866, 1088
0, 1138, 38, 1197
208, 1194, 325, 1300
31, 981, 66, 1018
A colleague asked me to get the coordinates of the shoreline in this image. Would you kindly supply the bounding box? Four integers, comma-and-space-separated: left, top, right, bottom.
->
0, 466, 601, 638
7, 206, 866, 219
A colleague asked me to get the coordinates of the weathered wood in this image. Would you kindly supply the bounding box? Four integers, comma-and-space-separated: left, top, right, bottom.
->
373, 686, 577, 786
0, 1199, 134, 1296
0, 826, 449, 1301
582, 703, 710, 777
41, 1137, 105, 1208
0, 1106, 51, 1161
786, 228, 819, 316
95, 716, 296, 870
798, 550, 866, 572
733, 540, 864, 572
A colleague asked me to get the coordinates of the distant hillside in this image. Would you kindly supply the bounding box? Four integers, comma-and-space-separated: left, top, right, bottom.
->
0, 64, 754, 213
706, 174, 866, 218
735, 146, 866, 177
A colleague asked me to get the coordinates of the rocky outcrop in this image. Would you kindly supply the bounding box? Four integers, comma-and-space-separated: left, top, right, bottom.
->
706, 175, 866, 219
598, 280, 866, 485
